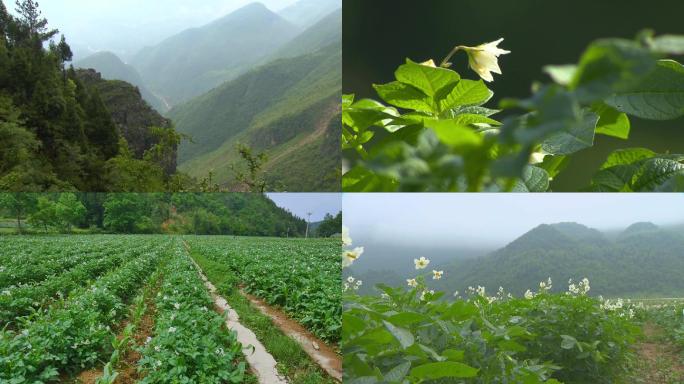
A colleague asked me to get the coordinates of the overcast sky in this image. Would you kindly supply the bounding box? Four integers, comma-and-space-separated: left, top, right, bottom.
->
9, 0, 299, 59
267, 193, 341, 222
344, 193, 684, 248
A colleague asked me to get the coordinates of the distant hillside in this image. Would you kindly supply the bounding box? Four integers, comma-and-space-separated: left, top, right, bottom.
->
75, 69, 177, 175
273, 8, 342, 59
435, 222, 684, 298
170, 42, 341, 191
279, 0, 341, 28
74, 52, 166, 112
131, 3, 300, 106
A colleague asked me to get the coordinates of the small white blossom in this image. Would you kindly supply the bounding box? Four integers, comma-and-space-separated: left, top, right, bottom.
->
432, 270, 444, 280
407, 278, 418, 288
524, 290, 534, 300
460, 38, 511, 82
168, 327, 177, 333
342, 226, 352, 247
414, 257, 430, 270
342, 247, 364, 268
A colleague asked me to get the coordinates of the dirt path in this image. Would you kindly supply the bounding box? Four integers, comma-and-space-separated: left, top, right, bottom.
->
191, 259, 288, 384
634, 323, 684, 384
240, 289, 343, 382
266, 101, 340, 167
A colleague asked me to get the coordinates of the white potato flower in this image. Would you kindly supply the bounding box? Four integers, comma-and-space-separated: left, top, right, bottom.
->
407, 278, 418, 288
342, 226, 352, 247
461, 38, 510, 82
432, 270, 444, 280
524, 290, 534, 299
347, 276, 355, 284
414, 256, 430, 270
342, 247, 364, 267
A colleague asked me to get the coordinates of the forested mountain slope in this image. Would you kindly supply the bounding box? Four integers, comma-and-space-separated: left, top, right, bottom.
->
131, 3, 300, 106
74, 51, 166, 112
170, 39, 341, 191
0, 1, 185, 192
436, 222, 684, 297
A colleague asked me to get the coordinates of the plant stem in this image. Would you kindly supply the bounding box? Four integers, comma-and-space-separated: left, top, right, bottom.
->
440, 46, 464, 68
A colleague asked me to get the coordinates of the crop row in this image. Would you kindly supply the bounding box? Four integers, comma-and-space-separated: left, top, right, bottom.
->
186, 236, 342, 344
0, 237, 170, 383
0, 236, 129, 288
0, 240, 162, 327
135, 241, 247, 383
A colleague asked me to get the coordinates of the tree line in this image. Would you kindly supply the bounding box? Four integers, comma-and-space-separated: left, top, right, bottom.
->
0, 193, 340, 237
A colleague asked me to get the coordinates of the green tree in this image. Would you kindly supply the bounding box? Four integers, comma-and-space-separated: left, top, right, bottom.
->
316, 211, 342, 238
0, 192, 36, 232
54, 192, 84, 231
28, 195, 56, 232
231, 144, 268, 193
14, 0, 57, 42
103, 193, 151, 233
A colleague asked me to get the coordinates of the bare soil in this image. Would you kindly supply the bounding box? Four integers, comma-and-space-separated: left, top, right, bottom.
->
634, 323, 684, 384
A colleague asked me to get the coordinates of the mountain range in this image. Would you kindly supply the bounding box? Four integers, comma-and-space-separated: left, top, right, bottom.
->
433, 222, 684, 298
72, 0, 342, 191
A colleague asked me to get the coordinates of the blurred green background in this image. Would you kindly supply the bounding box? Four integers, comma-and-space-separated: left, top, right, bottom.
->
343, 0, 684, 191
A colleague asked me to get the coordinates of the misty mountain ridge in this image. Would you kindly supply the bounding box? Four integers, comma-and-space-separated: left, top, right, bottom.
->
74, 51, 167, 112
435, 221, 684, 298
278, 0, 342, 28
130, 2, 301, 106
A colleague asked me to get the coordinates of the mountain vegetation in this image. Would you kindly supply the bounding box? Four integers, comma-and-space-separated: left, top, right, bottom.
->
436, 222, 684, 297
171, 15, 342, 191
131, 3, 300, 106
74, 51, 166, 112
0, 192, 308, 236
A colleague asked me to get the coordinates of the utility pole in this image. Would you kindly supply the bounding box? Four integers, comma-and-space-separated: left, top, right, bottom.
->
305, 212, 312, 239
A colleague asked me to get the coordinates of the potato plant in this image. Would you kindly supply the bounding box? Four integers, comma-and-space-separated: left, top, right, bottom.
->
187, 236, 342, 344
342, 32, 684, 192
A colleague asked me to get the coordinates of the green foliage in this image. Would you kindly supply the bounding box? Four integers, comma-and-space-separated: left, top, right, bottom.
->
316, 212, 342, 238
137, 243, 246, 383
343, 33, 684, 192
344, 280, 638, 384
188, 237, 342, 343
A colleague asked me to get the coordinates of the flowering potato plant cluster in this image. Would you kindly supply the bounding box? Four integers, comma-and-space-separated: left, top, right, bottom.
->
640, 300, 684, 349
137, 242, 246, 383
187, 236, 342, 344
342, 33, 684, 192
0, 236, 169, 382
342, 228, 641, 383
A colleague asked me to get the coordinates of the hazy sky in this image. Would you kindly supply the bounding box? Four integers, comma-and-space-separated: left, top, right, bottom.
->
267, 193, 341, 222
9, 0, 299, 59
344, 194, 684, 248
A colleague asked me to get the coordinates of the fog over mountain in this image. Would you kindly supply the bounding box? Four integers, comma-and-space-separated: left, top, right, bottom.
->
10, 0, 301, 61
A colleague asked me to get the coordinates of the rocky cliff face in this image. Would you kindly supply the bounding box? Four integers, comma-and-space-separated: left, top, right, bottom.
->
76, 69, 177, 174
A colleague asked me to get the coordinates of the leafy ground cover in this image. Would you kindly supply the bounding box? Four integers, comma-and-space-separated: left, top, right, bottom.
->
186, 236, 342, 344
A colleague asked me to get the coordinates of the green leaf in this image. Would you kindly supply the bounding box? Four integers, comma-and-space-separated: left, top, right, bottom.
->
605, 60, 684, 120
425, 119, 482, 149
373, 81, 434, 112
560, 335, 578, 350
593, 103, 630, 139
450, 113, 502, 127
513, 166, 550, 192
570, 39, 656, 102
387, 312, 429, 326
633, 158, 684, 191
395, 59, 460, 98
441, 349, 465, 361
442, 79, 493, 109
544, 64, 578, 86
541, 112, 598, 155
384, 362, 411, 383
382, 320, 415, 349
537, 155, 570, 179
600, 148, 656, 169
409, 362, 478, 380
342, 94, 355, 108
